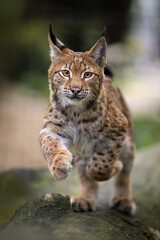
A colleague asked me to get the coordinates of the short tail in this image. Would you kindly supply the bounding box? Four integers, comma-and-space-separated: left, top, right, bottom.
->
104, 65, 113, 78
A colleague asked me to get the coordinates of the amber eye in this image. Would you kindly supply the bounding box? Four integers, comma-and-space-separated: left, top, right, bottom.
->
84, 72, 93, 79
62, 70, 70, 78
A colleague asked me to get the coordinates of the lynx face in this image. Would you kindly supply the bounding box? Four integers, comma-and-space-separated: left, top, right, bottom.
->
48, 28, 107, 107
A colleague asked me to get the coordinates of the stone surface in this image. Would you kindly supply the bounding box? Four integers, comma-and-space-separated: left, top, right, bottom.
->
1, 193, 159, 240
0, 142, 160, 240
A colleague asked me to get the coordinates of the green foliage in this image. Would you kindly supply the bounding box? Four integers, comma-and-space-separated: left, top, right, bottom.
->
134, 116, 160, 150
18, 71, 49, 98
0, 0, 133, 79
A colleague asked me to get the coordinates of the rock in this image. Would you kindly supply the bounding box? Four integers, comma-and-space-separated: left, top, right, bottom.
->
0, 193, 159, 240
0, 194, 149, 240
0, 143, 160, 240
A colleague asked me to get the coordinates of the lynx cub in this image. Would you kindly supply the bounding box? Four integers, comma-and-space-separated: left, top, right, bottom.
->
39, 25, 136, 215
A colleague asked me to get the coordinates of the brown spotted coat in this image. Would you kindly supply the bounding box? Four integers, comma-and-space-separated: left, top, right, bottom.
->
39, 32, 136, 215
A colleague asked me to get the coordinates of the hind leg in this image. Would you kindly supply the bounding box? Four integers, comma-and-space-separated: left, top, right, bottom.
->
71, 160, 98, 212
111, 134, 137, 215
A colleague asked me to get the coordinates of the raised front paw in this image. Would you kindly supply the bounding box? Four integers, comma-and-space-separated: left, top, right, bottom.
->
111, 197, 137, 215
70, 197, 96, 212
48, 150, 72, 181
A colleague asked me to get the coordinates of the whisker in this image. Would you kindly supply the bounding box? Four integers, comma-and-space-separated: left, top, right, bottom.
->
87, 93, 96, 102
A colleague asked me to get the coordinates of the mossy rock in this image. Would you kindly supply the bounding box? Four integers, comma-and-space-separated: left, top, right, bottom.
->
0, 193, 159, 240
1, 143, 160, 240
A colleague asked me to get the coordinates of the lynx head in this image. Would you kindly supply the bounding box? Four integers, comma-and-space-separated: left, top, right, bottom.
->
48, 25, 107, 108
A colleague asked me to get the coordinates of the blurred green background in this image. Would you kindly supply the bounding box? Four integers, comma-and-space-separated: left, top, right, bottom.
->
0, 0, 160, 229
0, 0, 132, 83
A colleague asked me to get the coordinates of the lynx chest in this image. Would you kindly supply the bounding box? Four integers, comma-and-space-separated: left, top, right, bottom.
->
68, 124, 99, 159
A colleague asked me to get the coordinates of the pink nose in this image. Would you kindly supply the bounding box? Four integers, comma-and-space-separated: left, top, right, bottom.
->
70, 86, 81, 94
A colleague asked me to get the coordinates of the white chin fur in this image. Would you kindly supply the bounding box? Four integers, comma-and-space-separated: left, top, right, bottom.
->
60, 97, 82, 107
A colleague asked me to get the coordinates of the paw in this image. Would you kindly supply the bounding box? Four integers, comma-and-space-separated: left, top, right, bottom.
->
110, 160, 123, 178
49, 150, 72, 181
70, 197, 96, 212
111, 197, 137, 215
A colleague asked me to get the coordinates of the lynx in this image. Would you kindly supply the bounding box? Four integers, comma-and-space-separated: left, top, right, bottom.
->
39, 25, 136, 215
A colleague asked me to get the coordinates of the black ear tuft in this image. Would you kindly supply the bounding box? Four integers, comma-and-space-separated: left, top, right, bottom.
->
49, 24, 57, 45
49, 23, 67, 51
101, 26, 106, 38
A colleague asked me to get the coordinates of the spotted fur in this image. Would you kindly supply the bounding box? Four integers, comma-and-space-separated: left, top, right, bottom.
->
39, 28, 136, 215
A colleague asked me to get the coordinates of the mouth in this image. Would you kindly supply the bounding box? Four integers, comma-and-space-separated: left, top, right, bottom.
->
66, 95, 84, 100
62, 89, 89, 103
64, 92, 88, 101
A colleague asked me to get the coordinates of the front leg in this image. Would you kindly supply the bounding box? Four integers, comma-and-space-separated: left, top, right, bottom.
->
39, 128, 72, 181
86, 130, 127, 181
71, 160, 98, 212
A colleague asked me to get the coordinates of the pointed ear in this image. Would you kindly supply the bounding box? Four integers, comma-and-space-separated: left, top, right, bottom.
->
48, 24, 66, 62
88, 37, 107, 67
